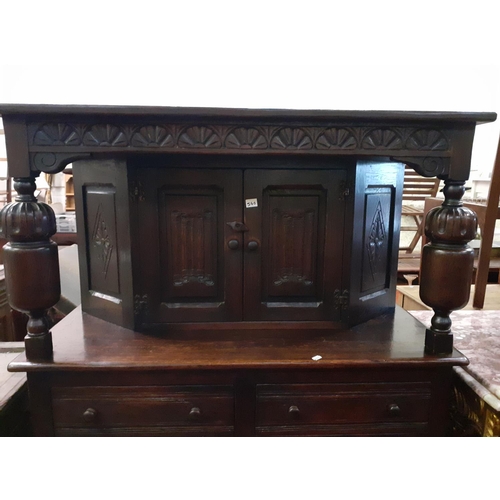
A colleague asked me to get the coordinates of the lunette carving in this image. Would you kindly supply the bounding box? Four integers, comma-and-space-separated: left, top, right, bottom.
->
406, 129, 449, 151
28, 122, 452, 156
270, 128, 313, 150
362, 128, 404, 149
225, 127, 267, 149
315, 127, 357, 150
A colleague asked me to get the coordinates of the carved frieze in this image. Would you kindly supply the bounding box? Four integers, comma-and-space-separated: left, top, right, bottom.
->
270, 128, 313, 150
225, 127, 267, 149
315, 128, 357, 150
131, 126, 175, 148
28, 122, 451, 154
362, 128, 404, 149
406, 129, 449, 150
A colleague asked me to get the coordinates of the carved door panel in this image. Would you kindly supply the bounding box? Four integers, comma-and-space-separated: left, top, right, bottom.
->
344, 161, 404, 326
135, 168, 242, 324
243, 169, 346, 321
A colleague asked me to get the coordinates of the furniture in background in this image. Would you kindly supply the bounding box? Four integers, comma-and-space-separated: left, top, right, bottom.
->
472, 136, 500, 308
410, 309, 500, 437
64, 169, 75, 211
0, 177, 12, 208
423, 135, 500, 309
1, 105, 495, 436
400, 166, 441, 254
0, 342, 31, 436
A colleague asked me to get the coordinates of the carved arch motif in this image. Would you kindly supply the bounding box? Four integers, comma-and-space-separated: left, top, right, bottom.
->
315, 128, 357, 149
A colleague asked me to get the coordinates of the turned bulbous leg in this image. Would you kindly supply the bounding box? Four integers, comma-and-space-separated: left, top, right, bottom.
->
0, 177, 60, 361
420, 180, 477, 354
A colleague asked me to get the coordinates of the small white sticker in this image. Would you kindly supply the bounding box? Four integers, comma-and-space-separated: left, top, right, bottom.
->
245, 198, 258, 208
312, 355, 322, 361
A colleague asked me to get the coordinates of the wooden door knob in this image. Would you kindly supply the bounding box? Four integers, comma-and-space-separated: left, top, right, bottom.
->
82, 407, 97, 423
189, 407, 201, 419
387, 403, 401, 416
247, 241, 259, 251
288, 405, 300, 418
227, 239, 239, 250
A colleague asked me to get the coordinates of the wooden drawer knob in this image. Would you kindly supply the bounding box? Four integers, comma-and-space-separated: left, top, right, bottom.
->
247, 241, 259, 251
288, 405, 300, 418
189, 407, 201, 419
82, 407, 98, 423
387, 403, 401, 416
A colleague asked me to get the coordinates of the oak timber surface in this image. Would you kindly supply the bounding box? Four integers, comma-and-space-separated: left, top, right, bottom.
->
8, 306, 467, 373
0, 104, 496, 123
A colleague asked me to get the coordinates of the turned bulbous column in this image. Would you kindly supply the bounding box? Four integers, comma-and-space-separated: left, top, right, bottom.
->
0, 177, 60, 360
420, 180, 477, 354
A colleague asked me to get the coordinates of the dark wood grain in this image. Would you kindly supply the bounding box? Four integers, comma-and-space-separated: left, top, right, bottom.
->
8, 306, 467, 372
1, 105, 491, 436
0, 103, 495, 123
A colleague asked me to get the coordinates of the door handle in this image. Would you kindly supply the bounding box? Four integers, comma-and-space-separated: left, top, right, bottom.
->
226, 221, 249, 232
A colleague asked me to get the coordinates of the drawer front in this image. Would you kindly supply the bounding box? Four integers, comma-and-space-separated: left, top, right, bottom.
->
52, 385, 234, 431
256, 383, 431, 427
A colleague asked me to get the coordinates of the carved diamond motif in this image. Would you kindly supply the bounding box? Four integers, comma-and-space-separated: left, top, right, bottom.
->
367, 200, 386, 276
92, 204, 113, 277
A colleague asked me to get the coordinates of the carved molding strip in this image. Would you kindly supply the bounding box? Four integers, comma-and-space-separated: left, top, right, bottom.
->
29, 122, 451, 153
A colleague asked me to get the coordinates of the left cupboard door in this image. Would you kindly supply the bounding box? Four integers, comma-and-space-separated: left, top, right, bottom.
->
134, 168, 243, 325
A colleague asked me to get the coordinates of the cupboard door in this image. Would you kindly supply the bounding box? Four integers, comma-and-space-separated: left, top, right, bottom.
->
243, 169, 346, 321
345, 161, 404, 326
135, 168, 242, 324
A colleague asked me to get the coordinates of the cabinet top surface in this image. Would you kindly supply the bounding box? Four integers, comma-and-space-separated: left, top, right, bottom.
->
0, 103, 496, 124
8, 307, 468, 373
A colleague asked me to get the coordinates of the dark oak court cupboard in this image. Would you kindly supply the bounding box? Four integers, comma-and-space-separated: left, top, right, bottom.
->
75, 156, 402, 328
0, 105, 496, 436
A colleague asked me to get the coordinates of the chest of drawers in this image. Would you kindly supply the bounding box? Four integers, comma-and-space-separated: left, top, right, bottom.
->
9, 307, 467, 436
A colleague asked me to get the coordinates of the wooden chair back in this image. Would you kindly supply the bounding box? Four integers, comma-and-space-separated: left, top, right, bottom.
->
402, 166, 441, 202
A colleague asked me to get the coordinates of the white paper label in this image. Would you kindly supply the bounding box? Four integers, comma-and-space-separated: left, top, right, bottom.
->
312, 355, 322, 361
245, 198, 258, 208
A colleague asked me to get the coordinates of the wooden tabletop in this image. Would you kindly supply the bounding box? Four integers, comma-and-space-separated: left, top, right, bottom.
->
8, 307, 468, 373
0, 104, 496, 124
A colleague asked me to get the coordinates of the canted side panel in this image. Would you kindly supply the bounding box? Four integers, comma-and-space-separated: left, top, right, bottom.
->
346, 161, 404, 326
159, 192, 221, 302
72, 159, 135, 330
83, 185, 121, 298
264, 193, 324, 300
361, 188, 394, 295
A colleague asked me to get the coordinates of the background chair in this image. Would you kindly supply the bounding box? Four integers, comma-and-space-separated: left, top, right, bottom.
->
400, 166, 441, 254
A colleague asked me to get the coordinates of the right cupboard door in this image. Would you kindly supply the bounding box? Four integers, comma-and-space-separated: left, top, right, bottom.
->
243, 169, 346, 322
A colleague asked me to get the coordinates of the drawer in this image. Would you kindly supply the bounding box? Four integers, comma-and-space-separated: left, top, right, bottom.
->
52, 385, 234, 432
256, 383, 431, 427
